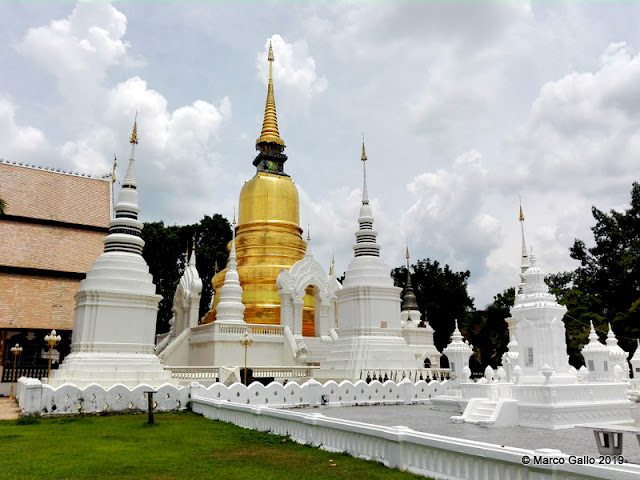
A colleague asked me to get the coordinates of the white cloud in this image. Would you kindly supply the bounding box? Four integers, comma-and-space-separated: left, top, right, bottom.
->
16, 2, 137, 103
0, 97, 49, 161
507, 42, 640, 196
256, 34, 327, 106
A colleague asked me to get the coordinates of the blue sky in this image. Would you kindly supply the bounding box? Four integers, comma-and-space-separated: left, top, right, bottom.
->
2, 2, 640, 307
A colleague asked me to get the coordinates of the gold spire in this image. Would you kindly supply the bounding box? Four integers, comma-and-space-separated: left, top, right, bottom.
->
192, 236, 196, 251
307, 223, 310, 242
406, 246, 410, 259
232, 207, 236, 226
256, 40, 285, 147
361, 134, 367, 161
519, 196, 525, 222
129, 114, 138, 145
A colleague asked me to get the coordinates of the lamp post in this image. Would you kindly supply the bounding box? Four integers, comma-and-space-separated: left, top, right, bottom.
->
9, 344, 23, 400
239, 329, 253, 386
44, 329, 61, 384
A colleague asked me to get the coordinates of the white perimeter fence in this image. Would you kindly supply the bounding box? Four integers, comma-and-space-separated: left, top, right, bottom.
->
14, 377, 640, 480
192, 396, 640, 480
15, 377, 450, 415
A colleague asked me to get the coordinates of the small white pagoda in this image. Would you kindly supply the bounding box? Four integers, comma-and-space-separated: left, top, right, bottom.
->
52, 120, 172, 388
316, 142, 419, 380
452, 205, 632, 429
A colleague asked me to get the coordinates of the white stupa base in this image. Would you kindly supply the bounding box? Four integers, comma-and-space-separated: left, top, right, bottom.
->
456, 381, 633, 429
513, 382, 633, 429
51, 349, 173, 388
316, 331, 420, 381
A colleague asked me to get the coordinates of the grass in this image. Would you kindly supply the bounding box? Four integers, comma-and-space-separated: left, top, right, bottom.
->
0, 412, 431, 479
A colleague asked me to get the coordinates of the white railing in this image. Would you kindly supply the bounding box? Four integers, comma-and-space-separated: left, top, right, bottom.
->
17, 377, 450, 415
358, 368, 449, 383
191, 378, 451, 407
251, 366, 318, 379
213, 322, 284, 336
164, 366, 317, 382
16, 377, 189, 416
165, 366, 220, 381
191, 397, 640, 480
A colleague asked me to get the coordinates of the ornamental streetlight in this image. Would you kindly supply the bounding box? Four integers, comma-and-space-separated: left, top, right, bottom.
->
239, 329, 253, 386
44, 329, 61, 384
9, 344, 23, 399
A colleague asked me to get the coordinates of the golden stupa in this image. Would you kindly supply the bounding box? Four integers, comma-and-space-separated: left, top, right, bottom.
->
203, 42, 316, 335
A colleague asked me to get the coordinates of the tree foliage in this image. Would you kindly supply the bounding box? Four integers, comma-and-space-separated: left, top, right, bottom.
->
549, 182, 640, 361
462, 288, 514, 372
141, 215, 232, 334
392, 258, 475, 353
0, 197, 6, 215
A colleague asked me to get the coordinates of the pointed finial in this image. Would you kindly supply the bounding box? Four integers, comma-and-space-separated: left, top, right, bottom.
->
129, 113, 138, 145
361, 136, 369, 205
307, 223, 311, 242
232, 207, 236, 227
192, 236, 196, 251
111, 155, 117, 184
256, 39, 285, 147
519, 196, 524, 222
329, 250, 335, 276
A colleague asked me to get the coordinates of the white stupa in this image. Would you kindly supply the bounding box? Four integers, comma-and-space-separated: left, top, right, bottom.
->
509, 208, 572, 383
442, 320, 474, 380
215, 216, 245, 324
317, 141, 418, 380
52, 119, 172, 387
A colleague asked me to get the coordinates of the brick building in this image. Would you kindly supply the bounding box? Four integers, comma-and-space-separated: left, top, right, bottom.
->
0, 159, 110, 392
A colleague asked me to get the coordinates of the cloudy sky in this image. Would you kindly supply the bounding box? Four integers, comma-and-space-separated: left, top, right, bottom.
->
1, 2, 639, 308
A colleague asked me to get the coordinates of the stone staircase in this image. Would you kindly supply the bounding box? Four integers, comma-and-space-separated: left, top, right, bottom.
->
453, 398, 498, 424
451, 397, 519, 428
0, 397, 21, 420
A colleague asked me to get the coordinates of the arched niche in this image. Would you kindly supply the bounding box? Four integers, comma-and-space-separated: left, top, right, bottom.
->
277, 253, 338, 339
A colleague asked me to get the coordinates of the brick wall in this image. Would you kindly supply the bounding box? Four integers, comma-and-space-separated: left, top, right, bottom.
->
0, 221, 105, 273
0, 273, 79, 330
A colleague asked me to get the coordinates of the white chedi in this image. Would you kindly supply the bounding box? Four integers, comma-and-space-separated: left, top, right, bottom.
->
510, 252, 573, 382
52, 120, 171, 387
581, 321, 610, 382
443, 320, 473, 380
605, 323, 629, 380
215, 219, 245, 323
317, 142, 417, 379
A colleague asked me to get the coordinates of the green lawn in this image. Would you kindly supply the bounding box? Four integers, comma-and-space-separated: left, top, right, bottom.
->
0, 412, 430, 479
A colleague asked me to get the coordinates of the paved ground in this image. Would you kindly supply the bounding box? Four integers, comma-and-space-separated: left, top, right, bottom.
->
319, 403, 640, 464
0, 397, 21, 421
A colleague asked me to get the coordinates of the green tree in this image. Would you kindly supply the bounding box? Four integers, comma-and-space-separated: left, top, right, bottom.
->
392, 258, 475, 353
141, 215, 232, 334
549, 182, 640, 359
462, 288, 514, 372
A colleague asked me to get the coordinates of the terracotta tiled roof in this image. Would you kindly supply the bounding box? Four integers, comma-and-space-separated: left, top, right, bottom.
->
0, 273, 78, 330
0, 162, 110, 228
0, 220, 105, 273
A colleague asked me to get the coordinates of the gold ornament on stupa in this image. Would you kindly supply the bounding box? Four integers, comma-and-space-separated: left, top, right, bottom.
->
203, 41, 315, 334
